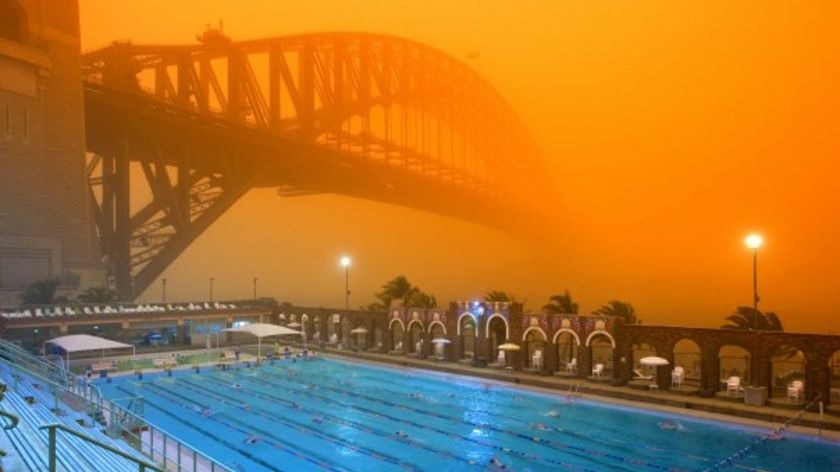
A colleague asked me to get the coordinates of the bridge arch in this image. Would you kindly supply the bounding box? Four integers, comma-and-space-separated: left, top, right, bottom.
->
81, 33, 550, 300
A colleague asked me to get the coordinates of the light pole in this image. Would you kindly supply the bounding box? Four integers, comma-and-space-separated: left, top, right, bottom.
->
209, 277, 214, 302
161, 278, 167, 303
340, 256, 351, 314
745, 234, 763, 311
253, 277, 258, 300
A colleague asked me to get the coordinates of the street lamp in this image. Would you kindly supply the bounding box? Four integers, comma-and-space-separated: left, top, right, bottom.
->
209, 277, 214, 302
253, 277, 258, 300
340, 256, 351, 314
745, 234, 763, 311
161, 278, 167, 303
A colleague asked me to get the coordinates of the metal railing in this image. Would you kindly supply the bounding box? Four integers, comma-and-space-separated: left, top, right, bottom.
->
0, 408, 19, 430
0, 339, 70, 386
40, 423, 165, 472
1, 344, 234, 472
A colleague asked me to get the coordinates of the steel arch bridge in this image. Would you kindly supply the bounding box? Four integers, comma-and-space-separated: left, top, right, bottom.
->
81, 32, 552, 300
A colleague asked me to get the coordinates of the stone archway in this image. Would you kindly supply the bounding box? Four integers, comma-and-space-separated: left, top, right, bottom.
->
407, 320, 425, 354
458, 313, 477, 359
487, 315, 508, 362
553, 330, 580, 375
389, 319, 405, 352
587, 332, 615, 378
770, 344, 806, 401
718, 345, 751, 394
672, 338, 702, 388
522, 327, 547, 370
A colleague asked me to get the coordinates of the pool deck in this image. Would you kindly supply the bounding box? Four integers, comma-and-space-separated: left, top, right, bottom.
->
321, 348, 840, 439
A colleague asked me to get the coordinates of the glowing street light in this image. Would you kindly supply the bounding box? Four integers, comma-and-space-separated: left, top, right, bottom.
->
340, 256, 351, 314
745, 234, 763, 310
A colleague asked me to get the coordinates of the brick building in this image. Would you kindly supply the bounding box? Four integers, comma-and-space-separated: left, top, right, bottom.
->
0, 0, 102, 304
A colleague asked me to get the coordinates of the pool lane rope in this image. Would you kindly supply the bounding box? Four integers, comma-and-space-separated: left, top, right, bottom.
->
701, 394, 822, 472
202, 368, 689, 472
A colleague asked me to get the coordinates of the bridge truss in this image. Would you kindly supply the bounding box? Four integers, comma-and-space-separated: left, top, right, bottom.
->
81, 32, 551, 299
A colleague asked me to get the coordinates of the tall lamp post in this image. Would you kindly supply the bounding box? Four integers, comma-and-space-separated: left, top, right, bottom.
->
161, 278, 167, 303
745, 234, 763, 311
340, 256, 351, 314
209, 277, 214, 302
253, 277, 258, 299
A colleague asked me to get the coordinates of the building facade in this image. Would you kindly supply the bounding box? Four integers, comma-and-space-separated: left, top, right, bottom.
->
0, 0, 102, 304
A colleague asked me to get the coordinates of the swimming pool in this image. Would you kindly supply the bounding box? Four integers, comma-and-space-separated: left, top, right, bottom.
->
97, 357, 840, 472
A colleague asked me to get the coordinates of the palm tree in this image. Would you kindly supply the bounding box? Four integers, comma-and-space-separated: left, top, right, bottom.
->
594, 300, 639, 324
484, 290, 518, 303
722, 306, 783, 331
19, 279, 60, 305
542, 290, 579, 315
406, 290, 437, 308
76, 286, 117, 303
371, 275, 437, 308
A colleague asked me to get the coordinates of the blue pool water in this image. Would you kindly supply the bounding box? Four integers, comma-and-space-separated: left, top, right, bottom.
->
97, 358, 840, 472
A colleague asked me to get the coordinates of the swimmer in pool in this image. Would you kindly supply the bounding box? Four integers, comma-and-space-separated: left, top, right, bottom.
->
244, 435, 259, 444
488, 455, 507, 469
658, 420, 685, 431
545, 410, 561, 418
394, 430, 409, 439
532, 423, 548, 431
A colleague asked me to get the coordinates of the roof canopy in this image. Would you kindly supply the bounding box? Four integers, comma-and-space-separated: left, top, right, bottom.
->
46, 334, 132, 353
222, 322, 302, 338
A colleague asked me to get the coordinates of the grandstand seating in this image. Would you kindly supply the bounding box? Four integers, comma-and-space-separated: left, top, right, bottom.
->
0, 365, 150, 471
0, 301, 242, 320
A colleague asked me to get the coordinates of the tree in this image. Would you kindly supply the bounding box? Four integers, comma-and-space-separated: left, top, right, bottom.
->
19, 279, 60, 305
721, 306, 783, 331
76, 287, 117, 303
542, 290, 579, 315
594, 300, 639, 324
370, 275, 437, 309
484, 290, 518, 303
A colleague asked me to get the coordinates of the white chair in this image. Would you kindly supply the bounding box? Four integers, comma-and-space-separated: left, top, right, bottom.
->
497, 350, 506, 364
566, 358, 577, 375
672, 366, 685, 388
633, 369, 653, 381
592, 363, 604, 377
787, 380, 804, 402
726, 376, 743, 396
532, 350, 543, 370
434, 343, 445, 360
393, 341, 403, 353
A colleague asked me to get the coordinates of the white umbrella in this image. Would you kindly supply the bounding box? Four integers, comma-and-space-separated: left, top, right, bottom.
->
432, 338, 450, 344
277, 314, 286, 320
350, 327, 368, 334
497, 342, 521, 352
287, 322, 302, 329
639, 356, 669, 367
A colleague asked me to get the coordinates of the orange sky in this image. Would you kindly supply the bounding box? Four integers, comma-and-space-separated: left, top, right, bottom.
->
79, 1, 840, 334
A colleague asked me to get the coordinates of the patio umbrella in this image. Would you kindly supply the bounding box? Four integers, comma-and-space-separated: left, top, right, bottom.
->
497, 343, 521, 351
639, 356, 669, 366
350, 327, 368, 334
432, 338, 450, 344
287, 322, 302, 329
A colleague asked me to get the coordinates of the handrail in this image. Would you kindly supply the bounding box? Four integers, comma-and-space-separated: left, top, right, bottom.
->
3, 347, 234, 471
0, 409, 19, 430
39, 423, 166, 472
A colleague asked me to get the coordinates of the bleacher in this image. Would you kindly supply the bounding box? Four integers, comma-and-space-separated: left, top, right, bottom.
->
0, 365, 151, 472
1, 301, 242, 321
